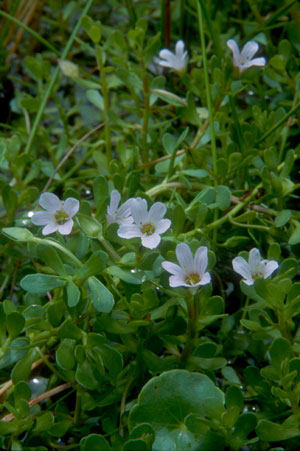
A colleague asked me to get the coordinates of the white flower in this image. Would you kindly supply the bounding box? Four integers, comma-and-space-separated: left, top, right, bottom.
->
117, 198, 171, 249
226, 39, 266, 72
156, 40, 188, 74
107, 190, 133, 225
232, 248, 278, 286
162, 243, 211, 288
31, 192, 79, 235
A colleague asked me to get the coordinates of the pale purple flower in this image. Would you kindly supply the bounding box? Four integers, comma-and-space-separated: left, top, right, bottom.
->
227, 39, 266, 72
232, 248, 278, 286
156, 40, 188, 74
107, 190, 133, 225
117, 198, 171, 249
31, 192, 79, 235
162, 243, 211, 288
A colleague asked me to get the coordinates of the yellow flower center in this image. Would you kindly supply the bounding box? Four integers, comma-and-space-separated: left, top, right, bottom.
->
55, 209, 69, 225
185, 273, 201, 286
142, 223, 155, 236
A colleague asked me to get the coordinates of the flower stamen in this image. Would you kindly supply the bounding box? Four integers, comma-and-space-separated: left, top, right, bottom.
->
185, 273, 201, 286
141, 223, 155, 236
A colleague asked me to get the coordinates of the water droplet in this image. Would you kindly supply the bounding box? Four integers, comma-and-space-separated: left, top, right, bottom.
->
28, 376, 48, 398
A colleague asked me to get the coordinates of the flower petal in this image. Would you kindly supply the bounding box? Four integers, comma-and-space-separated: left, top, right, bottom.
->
31, 211, 54, 226
118, 198, 134, 218
226, 39, 240, 67
149, 202, 167, 222
169, 275, 188, 287
199, 272, 211, 286
176, 243, 194, 270
109, 190, 121, 213
241, 41, 259, 60
58, 219, 74, 235
243, 57, 266, 69
194, 246, 208, 275
141, 233, 161, 249
262, 260, 279, 279
248, 248, 261, 273
159, 49, 175, 62
131, 198, 148, 224
118, 224, 142, 239
64, 198, 79, 217
162, 261, 185, 277
39, 192, 61, 212
232, 256, 253, 281
42, 222, 58, 235
155, 219, 171, 234
175, 40, 185, 57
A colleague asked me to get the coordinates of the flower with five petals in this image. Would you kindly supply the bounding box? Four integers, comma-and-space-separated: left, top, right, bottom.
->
162, 243, 211, 288
117, 198, 171, 249
227, 39, 265, 72
232, 248, 278, 286
107, 190, 133, 225
31, 192, 79, 235
156, 40, 188, 74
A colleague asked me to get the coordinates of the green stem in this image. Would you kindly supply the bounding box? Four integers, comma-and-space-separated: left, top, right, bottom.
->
229, 217, 271, 232
73, 388, 81, 424
0, 10, 60, 55
255, 102, 300, 145
196, 0, 218, 182
98, 236, 120, 262
96, 45, 112, 162
24, 0, 94, 155
35, 238, 82, 268
141, 60, 151, 163
181, 183, 262, 238
181, 292, 198, 363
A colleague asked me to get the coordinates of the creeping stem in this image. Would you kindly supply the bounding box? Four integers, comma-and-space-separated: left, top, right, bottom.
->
96, 45, 112, 161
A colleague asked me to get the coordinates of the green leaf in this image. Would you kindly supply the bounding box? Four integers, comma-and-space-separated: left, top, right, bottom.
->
256, 415, 300, 441
74, 250, 108, 281
2, 185, 18, 220
20, 274, 66, 294
214, 186, 231, 210
225, 386, 243, 411
80, 434, 110, 451
231, 413, 257, 448
36, 243, 67, 275
106, 266, 143, 285
128, 370, 225, 450
150, 89, 187, 107
34, 412, 54, 433
76, 359, 99, 390
77, 213, 103, 238
0, 338, 29, 370
11, 349, 38, 384
88, 276, 114, 313
275, 210, 291, 227
162, 133, 177, 154
56, 339, 76, 370
86, 89, 104, 111
254, 279, 285, 309
58, 318, 83, 340
66, 280, 81, 308
269, 337, 291, 370
2, 227, 35, 242
289, 221, 300, 245
7, 313, 25, 339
